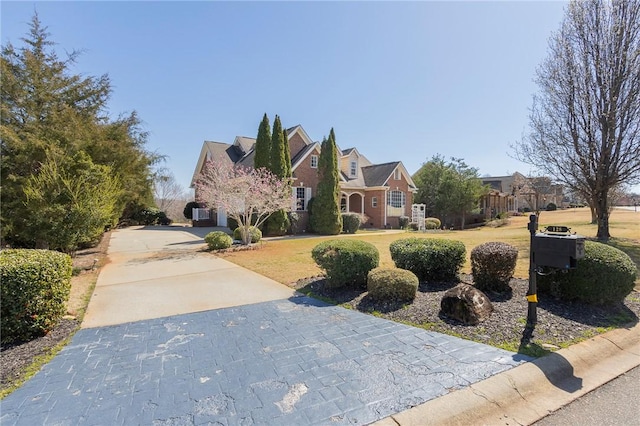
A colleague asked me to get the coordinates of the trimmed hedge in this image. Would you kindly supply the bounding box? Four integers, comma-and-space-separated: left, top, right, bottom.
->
1, 249, 73, 344
471, 242, 518, 292
367, 267, 419, 302
389, 238, 466, 282
204, 231, 233, 250
312, 239, 379, 289
537, 241, 637, 305
233, 226, 262, 244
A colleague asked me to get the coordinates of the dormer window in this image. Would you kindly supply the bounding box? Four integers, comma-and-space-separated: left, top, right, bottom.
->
350, 160, 357, 177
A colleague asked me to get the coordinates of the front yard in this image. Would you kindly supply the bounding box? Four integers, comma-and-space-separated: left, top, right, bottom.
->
216, 207, 640, 356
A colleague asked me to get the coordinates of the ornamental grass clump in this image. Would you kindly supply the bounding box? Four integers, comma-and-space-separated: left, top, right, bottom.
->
204, 231, 233, 250
471, 242, 518, 292
389, 238, 465, 282
367, 268, 419, 302
1, 249, 72, 344
537, 241, 636, 305
312, 239, 379, 289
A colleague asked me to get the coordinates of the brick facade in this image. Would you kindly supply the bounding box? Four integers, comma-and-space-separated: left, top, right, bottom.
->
193, 125, 416, 232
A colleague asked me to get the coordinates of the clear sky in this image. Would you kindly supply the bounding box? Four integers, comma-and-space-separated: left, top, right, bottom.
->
3, 1, 585, 195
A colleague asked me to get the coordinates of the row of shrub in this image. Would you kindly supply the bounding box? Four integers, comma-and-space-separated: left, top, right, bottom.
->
1, 249, 73, 344
204, 226, 263, 250
311, 237, 637, 306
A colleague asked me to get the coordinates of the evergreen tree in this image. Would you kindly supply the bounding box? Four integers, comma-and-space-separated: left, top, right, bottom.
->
265, 115, 291, 235
311, 128, 342, 234
1, 14, 157, 247
23, 150, 122, 252
269, 115, 289, 178
253, 113, 271, 170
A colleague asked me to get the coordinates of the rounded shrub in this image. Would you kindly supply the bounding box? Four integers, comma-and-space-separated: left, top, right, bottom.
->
183, 201, 200, 220
424, 220, 439, 230
426, 217, 441, 229
537, 241, 637, 305
389, 238, 466, 282
341, 213, 362, 234
471, 242, 518, 292
367, 267, 419, 302
233, 226, 262, 243
227, 217, 239, 231
1, 249, 72, 344
398, 216, 410, 230
204, 231, 233, 250
546, 202, 557, 211
311, 239, 379, 289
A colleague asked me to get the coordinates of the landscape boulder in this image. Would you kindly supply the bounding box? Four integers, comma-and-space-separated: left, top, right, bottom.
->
440, 284, 493, 325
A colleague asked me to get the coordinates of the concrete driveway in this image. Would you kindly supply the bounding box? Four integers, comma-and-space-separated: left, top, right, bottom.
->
81, 226, 296, 328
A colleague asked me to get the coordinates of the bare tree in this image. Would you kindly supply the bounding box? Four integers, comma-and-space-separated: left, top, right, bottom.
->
513, 0, 640, 240
153, 167, 186, 217
512, 174, 554, 220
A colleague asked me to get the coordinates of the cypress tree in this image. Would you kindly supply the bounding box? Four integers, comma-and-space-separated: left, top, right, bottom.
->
269, 115, 287, 178
311, 128, 342, 234
265, 115, 291, 235
254, 113, 271, 170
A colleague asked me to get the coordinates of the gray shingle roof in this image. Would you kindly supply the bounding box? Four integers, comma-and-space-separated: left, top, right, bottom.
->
362, 162, 400, 187
204, 141, 241, 164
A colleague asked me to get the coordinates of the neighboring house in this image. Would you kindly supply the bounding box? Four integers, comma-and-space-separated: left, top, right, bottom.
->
480, 174, 519, 218
479, 172, 566, 218
191, 125, 417, 230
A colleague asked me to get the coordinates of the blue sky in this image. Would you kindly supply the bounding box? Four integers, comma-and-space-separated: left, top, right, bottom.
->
2, 1, 579, 195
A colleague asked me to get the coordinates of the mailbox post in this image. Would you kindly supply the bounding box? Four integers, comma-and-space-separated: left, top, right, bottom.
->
525, 216, 585, 334
527, 215, 538, 328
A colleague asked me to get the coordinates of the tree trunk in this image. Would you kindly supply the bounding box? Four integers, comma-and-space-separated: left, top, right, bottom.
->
589, 198, 597, 224
595, 193, 610, 241
460, 211, 466, 230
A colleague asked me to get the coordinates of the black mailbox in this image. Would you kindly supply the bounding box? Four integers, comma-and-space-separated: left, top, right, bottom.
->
532, 232, 585, 269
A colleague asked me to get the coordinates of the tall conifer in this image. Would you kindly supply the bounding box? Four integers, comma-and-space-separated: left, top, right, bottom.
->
265, 115, 291, 235
311, 128, 342, 234
254, 113, 271, 170
269, 115, 289, 178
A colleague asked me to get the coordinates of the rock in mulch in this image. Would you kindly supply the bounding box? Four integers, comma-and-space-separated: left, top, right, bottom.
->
440, 284, 493, 325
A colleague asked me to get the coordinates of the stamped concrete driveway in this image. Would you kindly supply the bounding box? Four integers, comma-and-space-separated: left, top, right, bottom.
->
0, 226, 531, 425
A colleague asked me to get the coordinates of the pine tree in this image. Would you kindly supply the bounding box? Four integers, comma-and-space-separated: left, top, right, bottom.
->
254, 113, 271, 170
311, 128, 342, 234
265, 115, 291, 235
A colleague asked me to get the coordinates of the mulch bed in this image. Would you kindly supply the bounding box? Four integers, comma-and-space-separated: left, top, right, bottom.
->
295, 274, 640, 353
1, 233, 111, 394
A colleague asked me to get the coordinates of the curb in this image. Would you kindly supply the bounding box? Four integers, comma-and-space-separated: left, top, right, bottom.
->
373, 322, 640, 426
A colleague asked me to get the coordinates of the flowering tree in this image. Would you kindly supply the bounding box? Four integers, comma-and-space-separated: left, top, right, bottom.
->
195, 159, 293, 245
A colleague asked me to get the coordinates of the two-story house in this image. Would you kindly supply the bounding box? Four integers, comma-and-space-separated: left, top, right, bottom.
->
191, 125, 417, 231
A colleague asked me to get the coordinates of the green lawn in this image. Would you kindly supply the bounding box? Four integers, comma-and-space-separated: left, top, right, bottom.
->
217, 207, 640, 287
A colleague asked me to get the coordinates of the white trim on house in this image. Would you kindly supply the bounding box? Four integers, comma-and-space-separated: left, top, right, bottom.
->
291, 142, 321, 171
